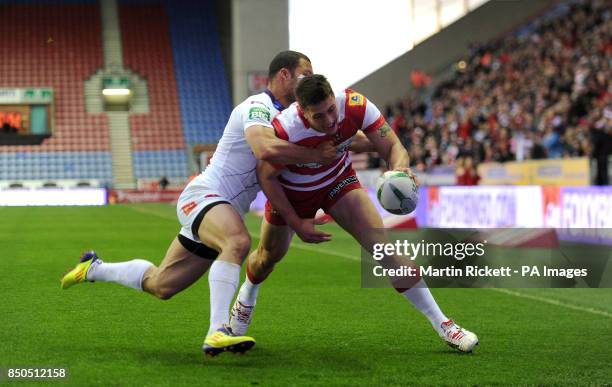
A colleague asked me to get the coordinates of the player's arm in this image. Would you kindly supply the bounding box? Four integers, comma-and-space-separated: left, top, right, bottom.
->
348, 131, 374, 153
365, 122, 413, 176
257, 160, 332, 243
245, 125, 336, 165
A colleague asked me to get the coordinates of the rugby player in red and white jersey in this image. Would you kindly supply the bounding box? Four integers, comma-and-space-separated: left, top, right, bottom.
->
230, 74, 479, 353
60, 52, 365, 357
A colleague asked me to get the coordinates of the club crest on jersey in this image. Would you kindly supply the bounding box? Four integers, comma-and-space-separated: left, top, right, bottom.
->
348, 93, 364, 106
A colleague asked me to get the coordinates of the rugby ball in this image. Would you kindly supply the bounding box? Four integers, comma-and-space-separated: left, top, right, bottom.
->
376, 171, 418, 215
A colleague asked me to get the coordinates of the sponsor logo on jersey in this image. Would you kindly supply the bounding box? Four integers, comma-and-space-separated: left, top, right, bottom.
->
248, 107, 271, 122
181, 201, 197, 216
328, 175, 358, 199
295, 162, 323, 169
348, 93, 364, 106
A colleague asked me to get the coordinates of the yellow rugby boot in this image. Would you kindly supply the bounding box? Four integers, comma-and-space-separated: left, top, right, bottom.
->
60, 251, 99, 289
203, 325, 255, 357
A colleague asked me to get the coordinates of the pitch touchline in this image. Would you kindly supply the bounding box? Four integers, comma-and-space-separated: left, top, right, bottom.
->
125, 205, 612, 319
124, 204, 176, 220
288, 241, 360, 260
125, 205, 360, 258
287, 240, 612, 320
489, 288, 612, 319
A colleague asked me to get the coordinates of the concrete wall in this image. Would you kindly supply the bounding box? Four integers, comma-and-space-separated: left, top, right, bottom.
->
231, 0, 289, 105
351, 0, 556, 106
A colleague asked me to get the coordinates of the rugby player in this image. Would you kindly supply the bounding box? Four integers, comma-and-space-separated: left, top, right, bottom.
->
60, 51, 344, 357
230, 74, 479, 353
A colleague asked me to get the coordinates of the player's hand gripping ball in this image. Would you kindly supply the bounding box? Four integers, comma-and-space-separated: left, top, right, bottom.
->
376, 171, 419, 215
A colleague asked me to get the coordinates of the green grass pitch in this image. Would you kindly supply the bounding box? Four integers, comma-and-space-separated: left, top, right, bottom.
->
0, 204, 611, 386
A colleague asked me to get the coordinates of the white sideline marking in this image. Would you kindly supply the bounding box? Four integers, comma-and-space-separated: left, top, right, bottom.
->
125, 205, 360, 261
289, 241, 360, 261
125, 204, 176, 220
290, 243, 612, 319
125, 205, 612, 319
489, 288, 612, 319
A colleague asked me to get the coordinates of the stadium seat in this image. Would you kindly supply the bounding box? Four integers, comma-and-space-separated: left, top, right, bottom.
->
165, 0, 231, 145
0, 2, 110, 182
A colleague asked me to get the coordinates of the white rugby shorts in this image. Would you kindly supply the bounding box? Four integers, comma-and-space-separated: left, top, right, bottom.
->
176, 184, 230, 244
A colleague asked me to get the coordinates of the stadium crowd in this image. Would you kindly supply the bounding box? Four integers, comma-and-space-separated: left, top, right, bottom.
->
381, 0, 611, 184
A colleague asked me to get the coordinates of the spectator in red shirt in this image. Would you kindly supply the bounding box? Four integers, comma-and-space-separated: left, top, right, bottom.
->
455, 156, 480, 186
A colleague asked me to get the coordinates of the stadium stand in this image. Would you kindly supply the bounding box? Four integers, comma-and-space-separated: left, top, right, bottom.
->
117, 0, 231, 180
119, 2, 188, 179
0, 2, 111, 182
165, 0, 231, 145
1, 0, 232, 186
382, 0, 611, 183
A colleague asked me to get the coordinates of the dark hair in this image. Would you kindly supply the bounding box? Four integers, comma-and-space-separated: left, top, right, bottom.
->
268, 50, 311, 78
296, 74, 333, 108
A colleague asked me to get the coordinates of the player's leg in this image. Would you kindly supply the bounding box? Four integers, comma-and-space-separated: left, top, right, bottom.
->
230, 215, 294, 335
327, 188, 478, 352
191, 202, 257, 355
60, 184, 222, 294
325, 188, 417, 285
61, 236, 213, 298
60, 250, 153, 292
242, 217, 294, 303
192, 203, 253, 334
141, 237, 214, 299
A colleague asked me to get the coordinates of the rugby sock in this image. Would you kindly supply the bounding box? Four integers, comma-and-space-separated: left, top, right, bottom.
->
401, 279, 448, 333
237, 264, 263, 306
86, 259, 153, 290
237, 279, 260, 307
207, 260, 241, 336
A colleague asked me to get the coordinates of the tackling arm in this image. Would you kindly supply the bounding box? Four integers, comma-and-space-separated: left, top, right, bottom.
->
257, 160, 332, 243
245, 125, 337, 165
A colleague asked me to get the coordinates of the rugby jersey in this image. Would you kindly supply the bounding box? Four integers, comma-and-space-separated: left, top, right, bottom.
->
271, 89, 385, 191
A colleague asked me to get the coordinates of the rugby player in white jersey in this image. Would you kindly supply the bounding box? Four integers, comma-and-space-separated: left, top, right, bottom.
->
230, 74, 479, 353
60, 51, 345, 357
